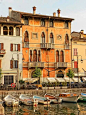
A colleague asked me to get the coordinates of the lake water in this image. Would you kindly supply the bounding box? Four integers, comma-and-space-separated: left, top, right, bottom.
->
3, 102, 86, 115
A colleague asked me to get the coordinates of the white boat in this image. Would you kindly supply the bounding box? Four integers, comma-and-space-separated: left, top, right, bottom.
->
78, 93, 86, 102
3, 95, 19, 107
19, 94, 38, 106
44, 93, 62, 104
58, 93, 79, 103
33, 95, 50, 105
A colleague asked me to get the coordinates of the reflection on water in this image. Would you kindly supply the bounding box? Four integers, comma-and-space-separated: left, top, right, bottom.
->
2, 103, 86, 115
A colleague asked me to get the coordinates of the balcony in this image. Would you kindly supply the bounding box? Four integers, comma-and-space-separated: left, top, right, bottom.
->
23, 42, 29, 48
0, 49, 6, 57
40, 43, 54, 49
28, 62, 44, 69
55, 62, 67, 69
23, 62, 28, 67
64, 44, 70, 50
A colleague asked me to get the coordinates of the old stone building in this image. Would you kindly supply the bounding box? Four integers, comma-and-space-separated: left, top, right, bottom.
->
71, 30, 86, 82
0, 10, 23, 85
8, 6, 74, 83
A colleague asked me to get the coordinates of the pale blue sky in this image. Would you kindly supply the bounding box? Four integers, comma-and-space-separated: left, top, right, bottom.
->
0, 0, 86, 33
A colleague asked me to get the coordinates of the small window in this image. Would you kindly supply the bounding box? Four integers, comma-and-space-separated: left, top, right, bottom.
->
32, 33, 38, 39
24, 17, 28, 25
16, 27, 20, 36
49, 20, 53, 27
10, 44, 20, 51
13, 60, 18, 68
65, 21, 69, 28
3, 26, 8, 35
73, 48, 77, 56
9, 26, 13, 35
41, 19, 45, 26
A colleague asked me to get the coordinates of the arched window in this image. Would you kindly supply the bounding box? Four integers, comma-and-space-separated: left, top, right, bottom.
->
60, 51, 64, 62
16, 27, 20, 36
30, 50, 32, 62
41, 32, 45, 47
50, 33, 54, 43
56, 50, 59, 62
38, 50, 41, 62
33, 49, 37, 62
24, 31, 29, 42
9, 26, 13, 35
57, 70, 64, 78
3, 26, 8, 35
65, 34, 69, 45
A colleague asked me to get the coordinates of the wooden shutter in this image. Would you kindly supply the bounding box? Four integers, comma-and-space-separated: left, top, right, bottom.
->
56, 51, 59, 62
74, 61, 78, 68
10, 60, 13, 69
74, 48, 77, 55
10, 44, 13, 51
1, 43, 3, 50
18, 44, 20, 51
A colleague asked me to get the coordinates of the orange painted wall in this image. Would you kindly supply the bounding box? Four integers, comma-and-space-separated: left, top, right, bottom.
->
22, 18, 72, 79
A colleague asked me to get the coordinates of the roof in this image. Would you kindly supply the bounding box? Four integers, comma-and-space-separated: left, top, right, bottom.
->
12, 10, 74, 21
71, 31, 86, 41
0, 17, 23, 25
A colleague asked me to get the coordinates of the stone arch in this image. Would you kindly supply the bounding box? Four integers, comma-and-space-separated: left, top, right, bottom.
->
56, 70, 64, 78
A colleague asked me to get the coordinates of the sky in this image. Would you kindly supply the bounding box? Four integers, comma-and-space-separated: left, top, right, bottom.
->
0, 0, 86, 33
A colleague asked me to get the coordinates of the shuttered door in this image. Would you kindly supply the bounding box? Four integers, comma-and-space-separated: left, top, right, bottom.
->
74, 61, 78, 68
18, 44, 20, 51
10, 44, 13, 51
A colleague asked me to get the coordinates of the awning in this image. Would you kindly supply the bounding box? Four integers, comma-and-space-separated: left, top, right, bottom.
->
72, 78, 81, 82
55, 78, 65, 82
64, 77, 74, 82
25, 78, 39, 83
46, 78, 56, 83
82, 77, 86, 82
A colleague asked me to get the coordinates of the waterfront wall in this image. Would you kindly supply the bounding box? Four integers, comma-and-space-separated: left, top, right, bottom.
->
0, 88, 86, 99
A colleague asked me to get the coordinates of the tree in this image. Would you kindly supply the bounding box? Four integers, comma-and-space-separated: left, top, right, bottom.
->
0, 68, 2, 84
66, 69, 74, 88
33, 66, 41, 84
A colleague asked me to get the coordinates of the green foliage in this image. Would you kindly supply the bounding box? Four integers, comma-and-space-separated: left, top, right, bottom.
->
33, 66, 41, 78
66, 69, 74, 79
0, 68, 2, 83
19, 80, 25, 84
62, 82, 67, 86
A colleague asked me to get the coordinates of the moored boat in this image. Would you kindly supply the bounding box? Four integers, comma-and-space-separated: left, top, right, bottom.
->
78, 93, 86, 102
3, 95, 19, 107
19, 94, 38, 106
33, 95, 50, 105
58, 93, 79, 103
44, 93, 62, 104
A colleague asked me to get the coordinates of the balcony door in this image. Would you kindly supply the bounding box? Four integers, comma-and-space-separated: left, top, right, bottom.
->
41, 32, 45, 48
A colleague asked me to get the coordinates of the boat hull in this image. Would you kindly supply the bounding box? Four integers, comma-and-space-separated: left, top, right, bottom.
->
60, 96, 78, 103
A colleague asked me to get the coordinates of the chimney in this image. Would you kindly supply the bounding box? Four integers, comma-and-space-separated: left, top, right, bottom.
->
8, 7, 12, 17
33, 6, 36, 15
7, 16, 10, 22
53, 12, 56, 17
57, 9, 61, 17
80, 30, 84, 38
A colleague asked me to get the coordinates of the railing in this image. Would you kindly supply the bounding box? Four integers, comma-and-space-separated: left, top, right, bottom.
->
28, 62, 44, 69
23, 42, 29, 48
64, 45, 70, 49
40, 43, 54, 49
72, 68, 78, 73
23, 62, 28, 67
55, 62, 67, 68
0, 49, 6, 55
